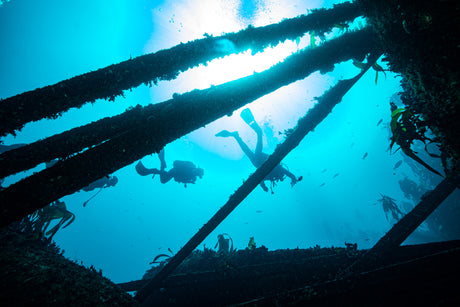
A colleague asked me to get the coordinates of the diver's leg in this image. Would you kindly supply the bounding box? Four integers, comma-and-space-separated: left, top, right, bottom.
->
216, 130, 258, 166
158, 149, 167, 170
159, 149, 166, 171
232, 134, 258, 166
135, 161, 159, 177
251, 121, 263, 156
159, 170, 174, 184
283, 167, 300, 187
240, 108, 263, 155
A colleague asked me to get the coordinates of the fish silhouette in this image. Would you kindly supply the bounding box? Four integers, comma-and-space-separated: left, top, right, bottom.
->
393, 160, 403, 169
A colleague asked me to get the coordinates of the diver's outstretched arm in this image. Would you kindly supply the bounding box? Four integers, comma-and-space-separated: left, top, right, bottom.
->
259, 181, 269, 192
283, 168, 299, 186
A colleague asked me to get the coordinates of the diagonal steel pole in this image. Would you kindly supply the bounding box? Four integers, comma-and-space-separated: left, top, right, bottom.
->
135, 56, 378, 304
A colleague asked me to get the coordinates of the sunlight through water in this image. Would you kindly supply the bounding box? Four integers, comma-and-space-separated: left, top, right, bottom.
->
144, 0, 328, 159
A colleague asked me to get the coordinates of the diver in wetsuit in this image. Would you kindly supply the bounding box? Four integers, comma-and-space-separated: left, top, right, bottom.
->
42, 158, 118, 206
135, 149, 204, 187
79, 175, 118, 207
82, 176, 118, 192
378, 194, 405, 222
216, 108, 301, 193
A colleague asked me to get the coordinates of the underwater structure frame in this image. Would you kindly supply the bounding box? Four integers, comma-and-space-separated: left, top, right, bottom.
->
1, 0, 459, 305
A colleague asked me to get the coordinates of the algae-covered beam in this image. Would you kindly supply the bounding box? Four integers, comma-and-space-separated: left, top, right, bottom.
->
135, 56, 378, 304
0, 105, 147, 179
0, 1, 362, 138
0, 28, 376, 208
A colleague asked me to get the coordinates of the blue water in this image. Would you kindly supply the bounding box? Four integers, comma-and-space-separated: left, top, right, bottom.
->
1, 0, 455, 284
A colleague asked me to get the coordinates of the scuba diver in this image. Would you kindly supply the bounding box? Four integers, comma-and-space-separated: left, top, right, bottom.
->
214, 233, 234, 254
398, 176, 426, 202
215, 108, 302, 193
44, 159, 118, 206
377, 194, 405, 222
45, 159, 118, 192
82, 176, 118, 192
135, 149, 204, 187
81, 175, 118, 207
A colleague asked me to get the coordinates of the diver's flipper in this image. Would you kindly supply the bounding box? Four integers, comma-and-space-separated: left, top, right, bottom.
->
215, 130, 236, 138
135, 161, 156, 176
240, 108, 255, 125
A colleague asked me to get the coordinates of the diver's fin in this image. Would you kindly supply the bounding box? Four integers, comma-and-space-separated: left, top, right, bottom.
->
135, 161, 156, 176
215, 130, 237, 138
240, 108, 255, 125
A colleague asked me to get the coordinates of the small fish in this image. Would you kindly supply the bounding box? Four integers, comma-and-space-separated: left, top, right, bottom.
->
321, 169, 327, 173
376, 119, 383, 126
319, 183, 326, 187
393, 160, 403, 169
362, 152, 368, 160
255, 210, 263, 213
333, 173, 339, 178
350, 142, 355, 148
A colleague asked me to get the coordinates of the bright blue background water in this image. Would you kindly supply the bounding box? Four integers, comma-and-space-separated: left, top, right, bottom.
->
0, 0, 451, 283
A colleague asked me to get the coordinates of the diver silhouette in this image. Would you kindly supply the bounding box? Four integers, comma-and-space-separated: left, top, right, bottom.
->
82, 176, 118, 192
81, 175, 118, 207
378, 194, 405, 222
45, 158, 118, 192
135, 149, 204, 187
43, 158, 119, 206
216, 108, 301, 193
